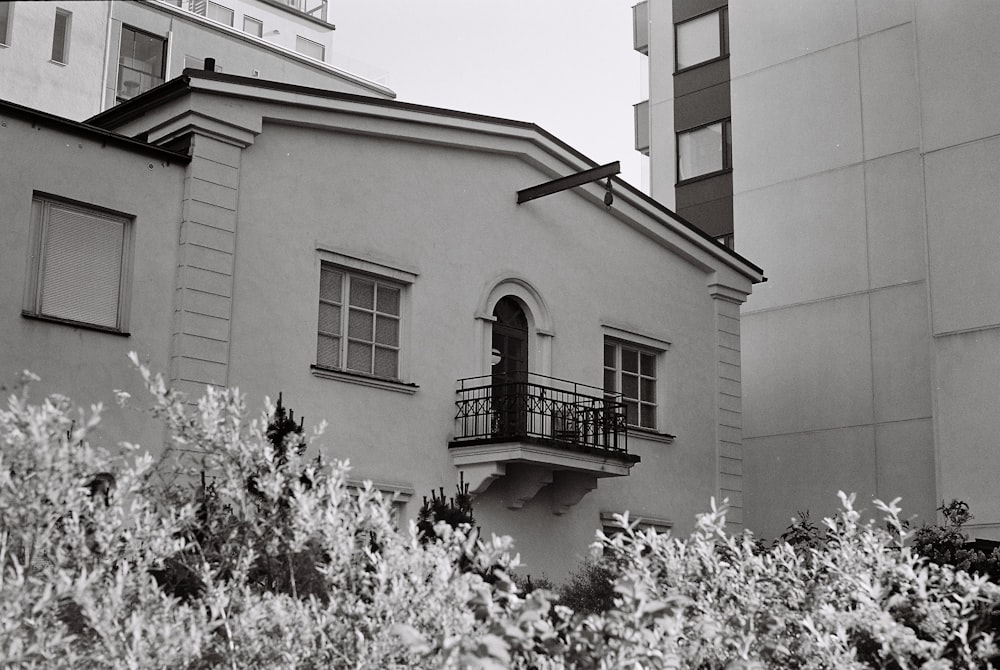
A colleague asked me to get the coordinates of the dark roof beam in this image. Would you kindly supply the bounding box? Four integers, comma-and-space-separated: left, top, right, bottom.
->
517, 161, 620, 204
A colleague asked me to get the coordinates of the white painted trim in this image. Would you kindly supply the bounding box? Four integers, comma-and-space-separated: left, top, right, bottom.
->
602, 323, 671, 351
450, 442, 635, 477
311, 366, 418, 394
315, 245, 418, 283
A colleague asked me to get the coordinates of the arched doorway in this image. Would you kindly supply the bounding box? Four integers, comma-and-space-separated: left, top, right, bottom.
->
492, 296, 528, 436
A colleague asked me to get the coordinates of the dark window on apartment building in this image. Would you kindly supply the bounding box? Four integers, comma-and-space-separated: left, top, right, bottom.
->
117, 26, 166, 101
0, 2, 13, 46
675, 7, 728, 72
677, 118, 731, 182
51, 8, 71, 63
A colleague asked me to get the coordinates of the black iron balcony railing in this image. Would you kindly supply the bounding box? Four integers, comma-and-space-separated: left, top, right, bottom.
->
452, 372, 629, 454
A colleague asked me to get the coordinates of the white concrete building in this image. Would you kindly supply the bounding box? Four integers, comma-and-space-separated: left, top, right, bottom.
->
1, 70, 763, 577
634, 0, 1000, 540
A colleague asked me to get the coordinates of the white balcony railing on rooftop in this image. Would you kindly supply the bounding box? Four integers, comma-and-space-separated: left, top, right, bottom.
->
162, 0, 328, 25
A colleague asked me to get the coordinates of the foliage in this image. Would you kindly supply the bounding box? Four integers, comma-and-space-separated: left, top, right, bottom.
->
4, 359, 1000, 668
778, 509, 825, 553
914, 499, 1000, 580
416, 475, 475, 544
556, 558, 617, 616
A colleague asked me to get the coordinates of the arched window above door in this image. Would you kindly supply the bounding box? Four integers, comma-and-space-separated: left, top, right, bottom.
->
476, 277, 553, 378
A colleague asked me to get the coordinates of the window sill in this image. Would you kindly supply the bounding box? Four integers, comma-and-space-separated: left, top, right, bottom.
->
674, 54, 729, 76
628, 427, 675, 444
22, 312, 130, 337
676, 167, 732, 188
48, 59, 67, 67
310, 365, 418, 395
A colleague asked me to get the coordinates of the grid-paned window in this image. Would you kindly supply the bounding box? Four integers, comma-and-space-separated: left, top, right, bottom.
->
117, 26, 166, 101
604, 339, 657, 430
0, 2, 13, 46
243, 15, 263, 37
675, 8, 728, 71
51, 8, 71, 63
317, 266, 401, 379
24, 196, 131, 332
677, 119, 731, 182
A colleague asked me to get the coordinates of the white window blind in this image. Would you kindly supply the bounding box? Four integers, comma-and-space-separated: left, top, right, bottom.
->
26, 198, 130, 331
40, 204, 125, 328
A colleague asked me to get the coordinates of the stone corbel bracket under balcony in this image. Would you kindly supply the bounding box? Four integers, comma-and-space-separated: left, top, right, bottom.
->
449, 440, 640, 515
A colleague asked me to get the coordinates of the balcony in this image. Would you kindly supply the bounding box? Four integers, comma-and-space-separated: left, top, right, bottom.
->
449, 373, 640, 514
634, 99, 650, 155
161, 0, 330, 26
633, 1, 649, 54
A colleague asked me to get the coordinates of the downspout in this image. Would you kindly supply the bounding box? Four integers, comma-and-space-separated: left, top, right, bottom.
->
99, 0, 114, 111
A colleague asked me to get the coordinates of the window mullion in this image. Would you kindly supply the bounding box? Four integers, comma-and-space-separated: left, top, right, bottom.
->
341, 274, 350, 368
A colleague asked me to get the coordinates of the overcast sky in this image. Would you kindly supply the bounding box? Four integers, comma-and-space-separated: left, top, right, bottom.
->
325, 1, 645, 188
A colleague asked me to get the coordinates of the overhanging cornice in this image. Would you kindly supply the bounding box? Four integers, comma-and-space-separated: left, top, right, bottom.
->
86, 70, 765, 285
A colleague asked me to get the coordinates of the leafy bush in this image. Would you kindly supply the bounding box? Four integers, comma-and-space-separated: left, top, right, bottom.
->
914, 500, 1000, 580
4, 358, 1000, 668
556, 558, 617, 616
0, 359, 540, 668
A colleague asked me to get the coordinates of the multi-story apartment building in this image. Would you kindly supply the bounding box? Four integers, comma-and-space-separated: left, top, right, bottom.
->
634, 0, 1000, 541
0, 68, 763, 577
0, 0, 392, 120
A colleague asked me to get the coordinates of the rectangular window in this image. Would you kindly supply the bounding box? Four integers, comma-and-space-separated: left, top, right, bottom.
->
243, 15, 263, 37
0, 2, 13, 46
675, 8, 728, 71
317, 265, 402, 380
117, 26, 166, 102
51, 8, 71, 63
295, 35, 325, 61
206, 1, 234, 26
604, 339, 658, 430
24, 196, 132, 332
677, 119, 731, 182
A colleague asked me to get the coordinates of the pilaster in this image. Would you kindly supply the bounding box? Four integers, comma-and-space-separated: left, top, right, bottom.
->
711, 285, 748, 533
170, 133, 245, 399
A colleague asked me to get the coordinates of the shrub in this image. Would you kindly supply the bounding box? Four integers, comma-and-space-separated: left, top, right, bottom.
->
0, 359, 543, 668
914, 500, 1000, 580
4, 358, 1000, 669
556, 558, 617, 616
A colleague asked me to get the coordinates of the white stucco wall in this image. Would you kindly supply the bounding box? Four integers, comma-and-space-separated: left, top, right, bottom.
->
0, 1, 109, 119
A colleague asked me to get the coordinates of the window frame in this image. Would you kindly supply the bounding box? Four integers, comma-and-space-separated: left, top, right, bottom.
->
676, 118, 732, 185
0, 2, 13, 47
50, 8, 71, 64
295, 34, 325, 61
23, 193, 134, 335
604, 337, 660, 431
205, 1, 234, 27
674, 7, 729, 73
243, 15, 263, 38
313, 262, 411, 381
116, 25, 167, 103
